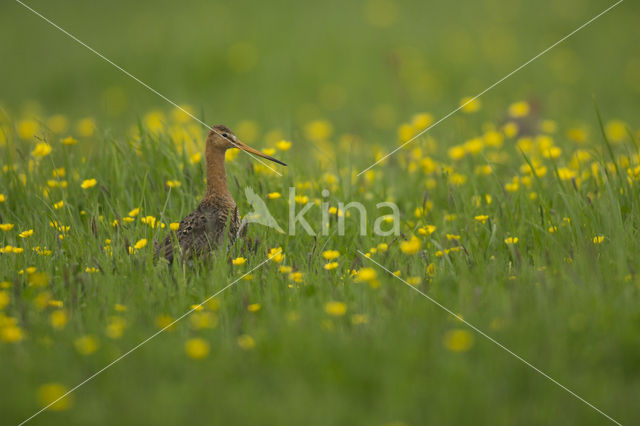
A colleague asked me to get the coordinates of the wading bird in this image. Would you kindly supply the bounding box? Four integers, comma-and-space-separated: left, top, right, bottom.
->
155, 125, 286, 263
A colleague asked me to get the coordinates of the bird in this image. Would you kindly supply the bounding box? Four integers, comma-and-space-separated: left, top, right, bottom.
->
155, 124, 286, 263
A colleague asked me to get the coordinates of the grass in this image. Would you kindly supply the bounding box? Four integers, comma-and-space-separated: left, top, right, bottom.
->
2, 0, 640, 424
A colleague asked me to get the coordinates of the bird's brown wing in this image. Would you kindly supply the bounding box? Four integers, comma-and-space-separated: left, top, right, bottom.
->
155, 205, 226, 263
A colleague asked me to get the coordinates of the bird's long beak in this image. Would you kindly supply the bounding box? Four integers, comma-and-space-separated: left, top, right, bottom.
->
233, 140, 287, 166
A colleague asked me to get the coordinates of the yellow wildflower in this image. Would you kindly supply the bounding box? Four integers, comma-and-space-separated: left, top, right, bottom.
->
169, 222, 180, 231
399, 235, 421, 255
0, 223, 14, 231
232, 257, 247, 266
31, 142, 52, 158
134, 239, 147, 250
268, 247, 284, 262
166, 180, 181, 188
460, 97, 481, 113
185, 338, 210, 359
504, 237, 519, 245
80, 179, 97, 189
53, 200, 64, 210
74, 335, 99, 355
322, 250, 340, 260
324, 301, 347, 317
19, 229, 34, 238
50, 310, 68, 330
323, 262, 339, 270
474, 215, 489, 224
267, 192, 281, 199
508, 101, 530, 118
593, 235, 605, 244
37, 383, 73, 411
128, 207, 140, 217
248, 303, 261, 312
444, 329, 474, 352
275, 140, 292, 151
237, 334, 256, 350
61, 136, 78, 146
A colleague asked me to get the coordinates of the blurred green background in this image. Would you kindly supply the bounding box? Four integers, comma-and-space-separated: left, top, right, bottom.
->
1, 0, 638, 144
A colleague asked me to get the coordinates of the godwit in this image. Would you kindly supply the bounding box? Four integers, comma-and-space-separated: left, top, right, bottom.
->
156, 125, 286, 263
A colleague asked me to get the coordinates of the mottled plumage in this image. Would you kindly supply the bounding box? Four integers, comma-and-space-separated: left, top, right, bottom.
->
155, 124, 285, 263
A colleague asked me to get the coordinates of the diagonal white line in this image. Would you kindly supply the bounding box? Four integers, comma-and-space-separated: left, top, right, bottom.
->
15, 0, 284, 176
357, 250, 622, 425
18, 250, 281, 426
357, 0, 624, 176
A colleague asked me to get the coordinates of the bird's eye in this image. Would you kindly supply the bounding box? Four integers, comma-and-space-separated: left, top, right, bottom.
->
222, 133, 228, 138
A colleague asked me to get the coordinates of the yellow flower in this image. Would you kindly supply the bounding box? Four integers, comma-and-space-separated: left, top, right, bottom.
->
85, 267, 98, 273
474, 215, 489, 224
0, 291, 9, 310
61, 136, 78, 146
19, 229, 34, 238
47, 114, 68, 134
268, 247, 284, 262
189, 152, 202, 164
508, 101, 530, 118
305, 120, 333, 142
0, 194, 5, 203
166, 180, 181, 188
76, 117, 96, 137
325, 301, 347, 317
0, 223, 14, 231
53, 200, 64, 210
232, 257, 247, 266
237, 334, 256, 350
106, 316, 127, 339
323, 262, 339, 270
417, 225, 436, 236
275, 140, 292, 151
32, 142, 52, 158
356, 268, 377, 282
141, 216, 157, 228
605, 120, 627, 143
248, 303, 261, 312
128, 207, 140, 217
411, 113, 433, 129
28, 272, 50, 287
134, 239, 147, 250
593, 235, 605, 244
263, 148, 276, 156
444, 329, 474, 352
267, 192, 281, 199
289, 272, 303, 283
185, 338, 210, 359
18, 119, 39, 140
406, 276, 421, 286
1, 324, 24, 343
322, 250, 340, 260
74, 335, 99, 355
460, 97, 481, 113
50, 310, 68, 330
567, 128, 588, 143
80, 178, 97, 189
399, 235, 422, 255
504, 237, 519, 245
37, 383, 73, 411
426, 263, 436, 276
155, 314, 175, 330
169, 222, 180, 231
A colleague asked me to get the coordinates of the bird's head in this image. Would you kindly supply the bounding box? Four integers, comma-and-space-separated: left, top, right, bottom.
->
207, 125, 287, 166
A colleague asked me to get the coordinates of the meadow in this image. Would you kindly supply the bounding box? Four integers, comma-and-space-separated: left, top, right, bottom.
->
1, 0, 640, 424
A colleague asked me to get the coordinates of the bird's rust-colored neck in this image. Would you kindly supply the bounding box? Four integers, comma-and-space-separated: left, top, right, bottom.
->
204, 143, 231, 200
